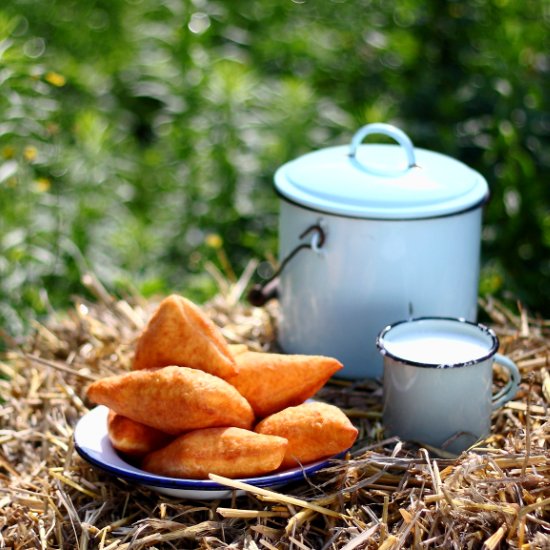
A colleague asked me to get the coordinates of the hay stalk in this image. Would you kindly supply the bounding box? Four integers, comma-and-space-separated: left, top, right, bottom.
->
0, 283, 548, 548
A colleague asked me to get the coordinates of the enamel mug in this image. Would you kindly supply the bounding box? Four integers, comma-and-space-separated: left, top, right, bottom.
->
377, 317, 520, 454
268, 123, 490, 379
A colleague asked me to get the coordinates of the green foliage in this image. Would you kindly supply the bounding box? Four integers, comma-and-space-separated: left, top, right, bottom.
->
0, 0, 549, 337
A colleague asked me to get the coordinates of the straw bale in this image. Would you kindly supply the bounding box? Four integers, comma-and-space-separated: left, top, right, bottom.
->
0, 274, 548, 549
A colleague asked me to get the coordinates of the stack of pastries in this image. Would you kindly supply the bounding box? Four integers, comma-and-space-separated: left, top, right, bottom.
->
86, 294, 358, 479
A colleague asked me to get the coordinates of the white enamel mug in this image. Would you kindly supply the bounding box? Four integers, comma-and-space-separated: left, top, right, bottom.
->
377, 317, 520, 454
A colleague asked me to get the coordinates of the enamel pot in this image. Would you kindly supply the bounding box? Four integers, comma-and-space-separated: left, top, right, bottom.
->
268, 123, 489, 380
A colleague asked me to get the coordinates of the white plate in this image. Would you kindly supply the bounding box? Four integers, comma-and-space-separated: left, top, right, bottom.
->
74, 405, 337, 500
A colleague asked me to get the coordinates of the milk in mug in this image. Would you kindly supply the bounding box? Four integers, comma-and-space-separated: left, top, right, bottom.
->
382, 332, 490, 366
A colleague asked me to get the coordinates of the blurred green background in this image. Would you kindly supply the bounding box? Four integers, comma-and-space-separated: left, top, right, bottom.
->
1, 0, 549, 338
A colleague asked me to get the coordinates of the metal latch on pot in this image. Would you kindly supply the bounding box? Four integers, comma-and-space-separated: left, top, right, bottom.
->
248, 222, 326, 307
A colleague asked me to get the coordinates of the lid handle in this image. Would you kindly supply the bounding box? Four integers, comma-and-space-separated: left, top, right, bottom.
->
349, 123, 417, 176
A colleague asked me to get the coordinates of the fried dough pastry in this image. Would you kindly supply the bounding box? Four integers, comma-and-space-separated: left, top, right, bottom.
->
107, 410, 172, 456
226, 351, 343, 418
255, 401, 358, 469
132, 294, 236, 379
87, 366, 254, 434
142, 427, 288, 479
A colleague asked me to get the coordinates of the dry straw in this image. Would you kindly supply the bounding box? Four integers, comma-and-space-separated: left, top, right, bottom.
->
0, 269, 548, 549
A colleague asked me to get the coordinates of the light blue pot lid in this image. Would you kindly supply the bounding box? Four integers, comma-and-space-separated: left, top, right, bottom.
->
274, 123, 489, 219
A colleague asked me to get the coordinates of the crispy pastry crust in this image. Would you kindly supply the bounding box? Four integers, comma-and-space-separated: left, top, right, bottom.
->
226, 351, 342, 418
87, 366, 254, 435
107, 410, 172, 456
142, 426, 288, 479
255, 401, 358, 469
132, 295, 236, 379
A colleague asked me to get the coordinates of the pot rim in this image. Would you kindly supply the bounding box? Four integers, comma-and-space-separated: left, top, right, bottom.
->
277, 191, 489, 221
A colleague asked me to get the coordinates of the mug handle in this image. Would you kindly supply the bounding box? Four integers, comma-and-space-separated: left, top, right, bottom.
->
492, 354, 520, 410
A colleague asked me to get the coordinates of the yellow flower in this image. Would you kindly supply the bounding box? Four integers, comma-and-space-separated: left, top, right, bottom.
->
35, 178, 51, 192
24, 146, 38, 162
2, 146, 15, 159
205, 233, 223, 249
45, 71, 66, 87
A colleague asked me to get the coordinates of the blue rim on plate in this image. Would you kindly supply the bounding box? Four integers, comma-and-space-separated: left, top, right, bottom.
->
74, 405, 337, 493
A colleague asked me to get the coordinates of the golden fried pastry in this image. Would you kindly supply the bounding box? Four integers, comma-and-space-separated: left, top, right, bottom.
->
255, 401, 358, 469
87, 366, 254, 435
226, 351, 343, 418
142, 427, 288, 479
107, 409, 172, 457
132, 294, 236, 379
